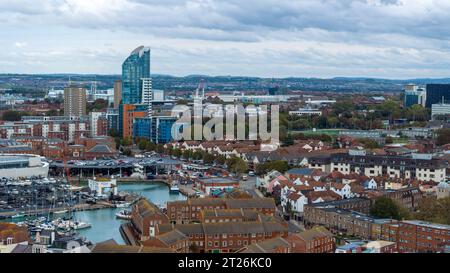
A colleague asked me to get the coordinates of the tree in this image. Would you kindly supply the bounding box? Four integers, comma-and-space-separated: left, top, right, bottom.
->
370, 196, 410, 220
192, 151, 204, 161
2, 110, 30, 121
436, 129, 450, 146
202, 153, 215, 164
414, 197, 450, 225
122, 148, 133, 157
269, 161, 290, 173
215, 155, 226, 165
155, 144, 165, 154
145, 142, 156, 152
358, 138, 380, 149
138, 139, 149, 150
183, 150, 192, 160
385, 136, 394, 144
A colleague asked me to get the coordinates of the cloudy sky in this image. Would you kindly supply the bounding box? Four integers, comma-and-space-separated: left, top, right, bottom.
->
1, 0, 450, 78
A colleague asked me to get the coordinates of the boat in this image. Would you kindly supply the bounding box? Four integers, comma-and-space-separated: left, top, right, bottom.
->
115, 202, 131, 208
72, 221, 91, 230
53, 209, 69, 215
169, 183, 180, 193
11, 213, 25, 219
115, 210, 132, 220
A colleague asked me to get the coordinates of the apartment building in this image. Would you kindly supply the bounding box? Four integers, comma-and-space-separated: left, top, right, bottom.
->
398, 220, 450, 253
167, 198, 276, 224
156, 219, 288, 253
309, 150, 447, 182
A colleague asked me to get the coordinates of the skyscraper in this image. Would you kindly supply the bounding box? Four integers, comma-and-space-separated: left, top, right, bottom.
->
141, 78, 153, 118
113, 80, 122, 109
121, 46, 151, 104
64, 85, 87, 117
426, 84, 450, 108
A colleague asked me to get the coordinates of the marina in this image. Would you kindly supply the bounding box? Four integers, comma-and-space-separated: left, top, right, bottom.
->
1, 182, 186, 244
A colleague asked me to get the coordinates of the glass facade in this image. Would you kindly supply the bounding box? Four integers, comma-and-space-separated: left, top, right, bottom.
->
426, 84, 450, 108
133, 117, 152, 140
121, 46, 151, 105
152, 117, 177, 144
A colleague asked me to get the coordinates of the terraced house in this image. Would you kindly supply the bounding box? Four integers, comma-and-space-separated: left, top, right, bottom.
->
167, 198, 276, 224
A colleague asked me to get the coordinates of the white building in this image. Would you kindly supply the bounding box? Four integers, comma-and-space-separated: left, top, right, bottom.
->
90, 112, 105, 137
431, 103, 450, 120
88, 177, 118, 198
0, 154, 49, 179
141, 78, 153, 118
289, 108, 323, 116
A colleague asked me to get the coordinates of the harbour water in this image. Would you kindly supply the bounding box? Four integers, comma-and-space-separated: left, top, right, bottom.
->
74, 182, 186, 244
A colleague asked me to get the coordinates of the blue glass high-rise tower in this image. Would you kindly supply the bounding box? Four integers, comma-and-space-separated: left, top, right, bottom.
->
121, 46, 151, 104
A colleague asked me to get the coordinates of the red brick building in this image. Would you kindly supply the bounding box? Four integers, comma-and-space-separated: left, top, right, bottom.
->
398, 220, 450, 253
286, 227, 335, 253
167, 198, 276, 224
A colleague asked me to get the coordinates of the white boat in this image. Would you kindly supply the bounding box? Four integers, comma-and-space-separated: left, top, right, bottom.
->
115, 202, 131, 208
72, 222, 91, 230
11, 213, 25, 219
115, 210, 132, 220
53, 210, 68, 215
170, 183, 180, 193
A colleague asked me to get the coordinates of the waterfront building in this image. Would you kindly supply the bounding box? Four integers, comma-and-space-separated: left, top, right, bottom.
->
425, 84, 450, 108
0, 154, 49, 179
125, 199, 169, 242
167, 198, 276, 224
404, 84, 426, 107
64, 85, 87, 117
121, 46, 151, 105
88, 177, 118, 199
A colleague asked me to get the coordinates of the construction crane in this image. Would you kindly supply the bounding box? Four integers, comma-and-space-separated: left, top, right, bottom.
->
195, 79, 207, 99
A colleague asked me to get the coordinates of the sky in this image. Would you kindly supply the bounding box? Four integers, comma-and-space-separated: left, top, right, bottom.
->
1, 0, 450, 79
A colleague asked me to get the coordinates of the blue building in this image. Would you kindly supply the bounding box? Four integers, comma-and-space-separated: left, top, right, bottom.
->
426, 84, 450, 108
121, 46, 151, 105
133, 117, 152, 140
152, 116, 177, 144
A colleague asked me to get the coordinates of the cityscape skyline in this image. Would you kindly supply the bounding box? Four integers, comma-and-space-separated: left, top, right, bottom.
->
1, 0, 450, 79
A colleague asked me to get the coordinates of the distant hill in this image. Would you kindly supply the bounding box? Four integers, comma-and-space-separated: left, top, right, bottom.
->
1, 73, 450, 93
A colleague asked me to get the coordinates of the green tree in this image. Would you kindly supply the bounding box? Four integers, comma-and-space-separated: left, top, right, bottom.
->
145, 142, 156, 152
202, 153, 215, 164
183, 150, 192, 160
2, 110, 30, 121
138, 139, 149, 150
155, 144, 165, 154
414, 197, 450, 225
269, 161, 290, 173
370, 196, 410, 220
122, 148, 133, 157
436, 129, 450, 146
215, 155, 226, 165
